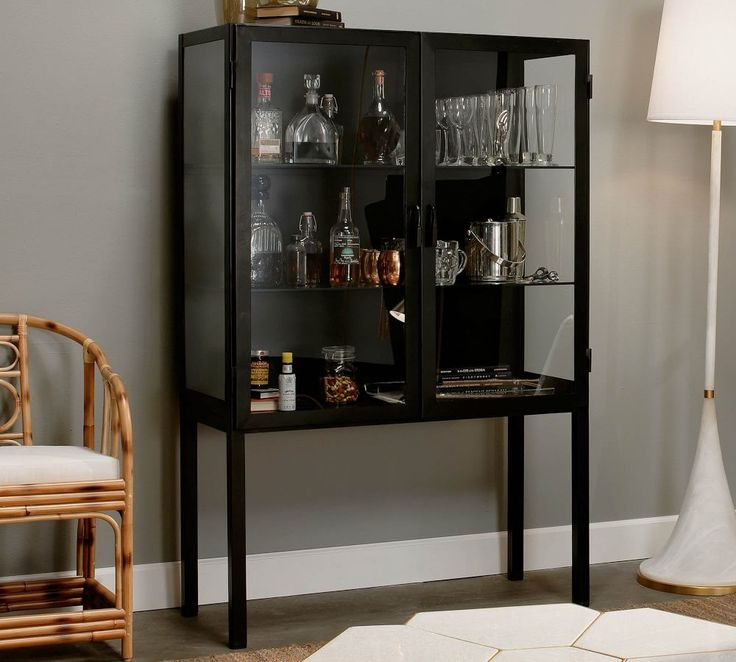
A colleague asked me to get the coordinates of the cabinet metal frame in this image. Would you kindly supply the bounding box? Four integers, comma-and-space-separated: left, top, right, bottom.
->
177, 24, 590, 650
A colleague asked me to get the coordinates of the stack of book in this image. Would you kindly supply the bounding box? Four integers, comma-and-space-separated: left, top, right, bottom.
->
436, 366, 553, 399
246, 5, 344, 28
251, 387, 279, 413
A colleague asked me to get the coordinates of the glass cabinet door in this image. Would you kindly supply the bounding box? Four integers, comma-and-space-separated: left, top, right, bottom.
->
235, 29, 421, 430
420, 34, 587, 419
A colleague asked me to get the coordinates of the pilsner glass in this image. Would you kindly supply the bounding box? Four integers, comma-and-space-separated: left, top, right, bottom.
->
493, 88, 516, 165
521, 86, 538, 165
507, 88, 524, 164
535, 83, 557, 165
477, 93, 495, 166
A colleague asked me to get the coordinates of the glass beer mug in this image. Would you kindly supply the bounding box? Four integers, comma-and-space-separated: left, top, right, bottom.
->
435, 240, 467, 286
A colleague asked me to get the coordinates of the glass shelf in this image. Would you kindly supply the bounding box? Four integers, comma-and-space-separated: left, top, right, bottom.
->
436, 164, 575, 171
252, 285, 404, 293
444, 281, 574, 288
252, 163, 405, 172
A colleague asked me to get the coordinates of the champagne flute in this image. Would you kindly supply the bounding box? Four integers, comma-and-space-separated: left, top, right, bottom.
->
435, 98, 449, 165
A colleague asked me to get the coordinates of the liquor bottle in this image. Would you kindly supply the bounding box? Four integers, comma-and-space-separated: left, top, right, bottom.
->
320, 94, 343, 164
329, 187, 360, 287
357, 69, 401, 165
286, 212, 322, 288
251, 73, 282, 163
278, 352, 296, 412
284, 74, 338, 165
250, 175, 283, 288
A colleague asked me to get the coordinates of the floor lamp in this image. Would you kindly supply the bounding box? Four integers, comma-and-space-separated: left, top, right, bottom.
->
638, 0, 736, 595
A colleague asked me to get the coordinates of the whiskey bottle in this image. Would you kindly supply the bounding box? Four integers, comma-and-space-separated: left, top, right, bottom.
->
329, 187, 360, 287
251, 73, 282, 163
357, 70, 401, 165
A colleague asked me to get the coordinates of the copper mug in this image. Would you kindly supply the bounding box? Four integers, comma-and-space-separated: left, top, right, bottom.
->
378, 249, 401, 286
360, 249, 381, 287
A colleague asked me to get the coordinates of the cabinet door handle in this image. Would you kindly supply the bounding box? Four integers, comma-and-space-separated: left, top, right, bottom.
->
425, 204, 438, 247
408, 204, 421, 248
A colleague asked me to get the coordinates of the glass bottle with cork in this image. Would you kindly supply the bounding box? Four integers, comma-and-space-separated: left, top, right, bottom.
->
329, 187, 360, 287
286, 212, 322, 288
357, 69, 401, 165
251, 73, 282, 163
320, 94, 343, 164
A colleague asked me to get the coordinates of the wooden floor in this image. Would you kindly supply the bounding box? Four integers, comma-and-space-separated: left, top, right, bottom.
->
4, 560, 692, 662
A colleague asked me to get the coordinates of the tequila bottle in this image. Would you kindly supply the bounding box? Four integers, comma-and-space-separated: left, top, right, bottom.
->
250, 175, 283, 288
357, 70, 401, 165
320, 94, 343, 164
285, 74, 337, 165
329, 187, 360, 287
251, 73, 282, 163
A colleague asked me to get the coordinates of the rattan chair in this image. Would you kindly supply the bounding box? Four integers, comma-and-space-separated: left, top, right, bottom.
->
0, 314, 133, 660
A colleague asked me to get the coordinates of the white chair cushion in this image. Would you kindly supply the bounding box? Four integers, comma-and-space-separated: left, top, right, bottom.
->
0, 446, 120, 486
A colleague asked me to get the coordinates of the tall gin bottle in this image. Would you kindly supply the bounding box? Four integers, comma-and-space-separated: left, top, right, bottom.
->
284, 74, 337, 165
251, 73, 282, 163
329, 187, 360, 287
357, 70, 401, 165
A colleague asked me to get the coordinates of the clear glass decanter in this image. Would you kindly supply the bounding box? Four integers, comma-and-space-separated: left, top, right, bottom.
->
329, 187, 360, 288
357, 69, 401, 165
251, 72, 282, 163
284, 74, 337, 165
250, 175, 283, 288
286, 212, 322, 288
320, 94, 343, 164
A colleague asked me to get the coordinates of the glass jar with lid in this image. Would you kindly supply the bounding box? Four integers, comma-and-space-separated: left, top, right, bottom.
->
321, 345, 359, 406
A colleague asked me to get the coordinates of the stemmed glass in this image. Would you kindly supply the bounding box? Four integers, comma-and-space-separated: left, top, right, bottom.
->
447, 96, 476, 165
435, 99, 449, 165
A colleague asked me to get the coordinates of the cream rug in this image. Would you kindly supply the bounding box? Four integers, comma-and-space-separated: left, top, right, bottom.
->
167, 594, 736, 661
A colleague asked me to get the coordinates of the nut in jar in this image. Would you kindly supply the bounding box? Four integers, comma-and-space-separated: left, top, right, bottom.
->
321, 345, 359, 406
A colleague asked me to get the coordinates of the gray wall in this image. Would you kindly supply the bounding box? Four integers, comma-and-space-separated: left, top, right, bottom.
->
3, 0, 736, 575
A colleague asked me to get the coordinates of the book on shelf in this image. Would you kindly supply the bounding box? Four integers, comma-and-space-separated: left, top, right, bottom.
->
249, 16, 344, 27
437, 365, 513, 383
436, 378, 554, 398
251, 398, 278, 413
251, 387, 280, 400
245, 6, 342, 20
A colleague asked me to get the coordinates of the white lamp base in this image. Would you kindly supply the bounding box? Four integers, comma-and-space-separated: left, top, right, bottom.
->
638, 398, 736, 595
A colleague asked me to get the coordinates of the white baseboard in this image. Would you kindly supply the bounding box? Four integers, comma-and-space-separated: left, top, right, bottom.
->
6, 515, 677, 612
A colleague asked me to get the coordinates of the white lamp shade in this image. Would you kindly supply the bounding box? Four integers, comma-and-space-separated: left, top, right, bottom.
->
649, 0, 736, 125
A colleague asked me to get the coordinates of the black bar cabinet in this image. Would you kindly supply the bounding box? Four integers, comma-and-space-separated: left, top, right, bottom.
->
178, 24, 590, 649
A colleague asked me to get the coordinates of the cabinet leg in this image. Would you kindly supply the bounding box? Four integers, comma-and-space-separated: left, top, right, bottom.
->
507, 416, 524, 581
180, 411, 198, 617
227, 429, 247, 649
572, 407, 590, 606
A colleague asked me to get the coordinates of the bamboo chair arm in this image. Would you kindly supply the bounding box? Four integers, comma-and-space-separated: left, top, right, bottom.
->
0, 314, 134, 479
